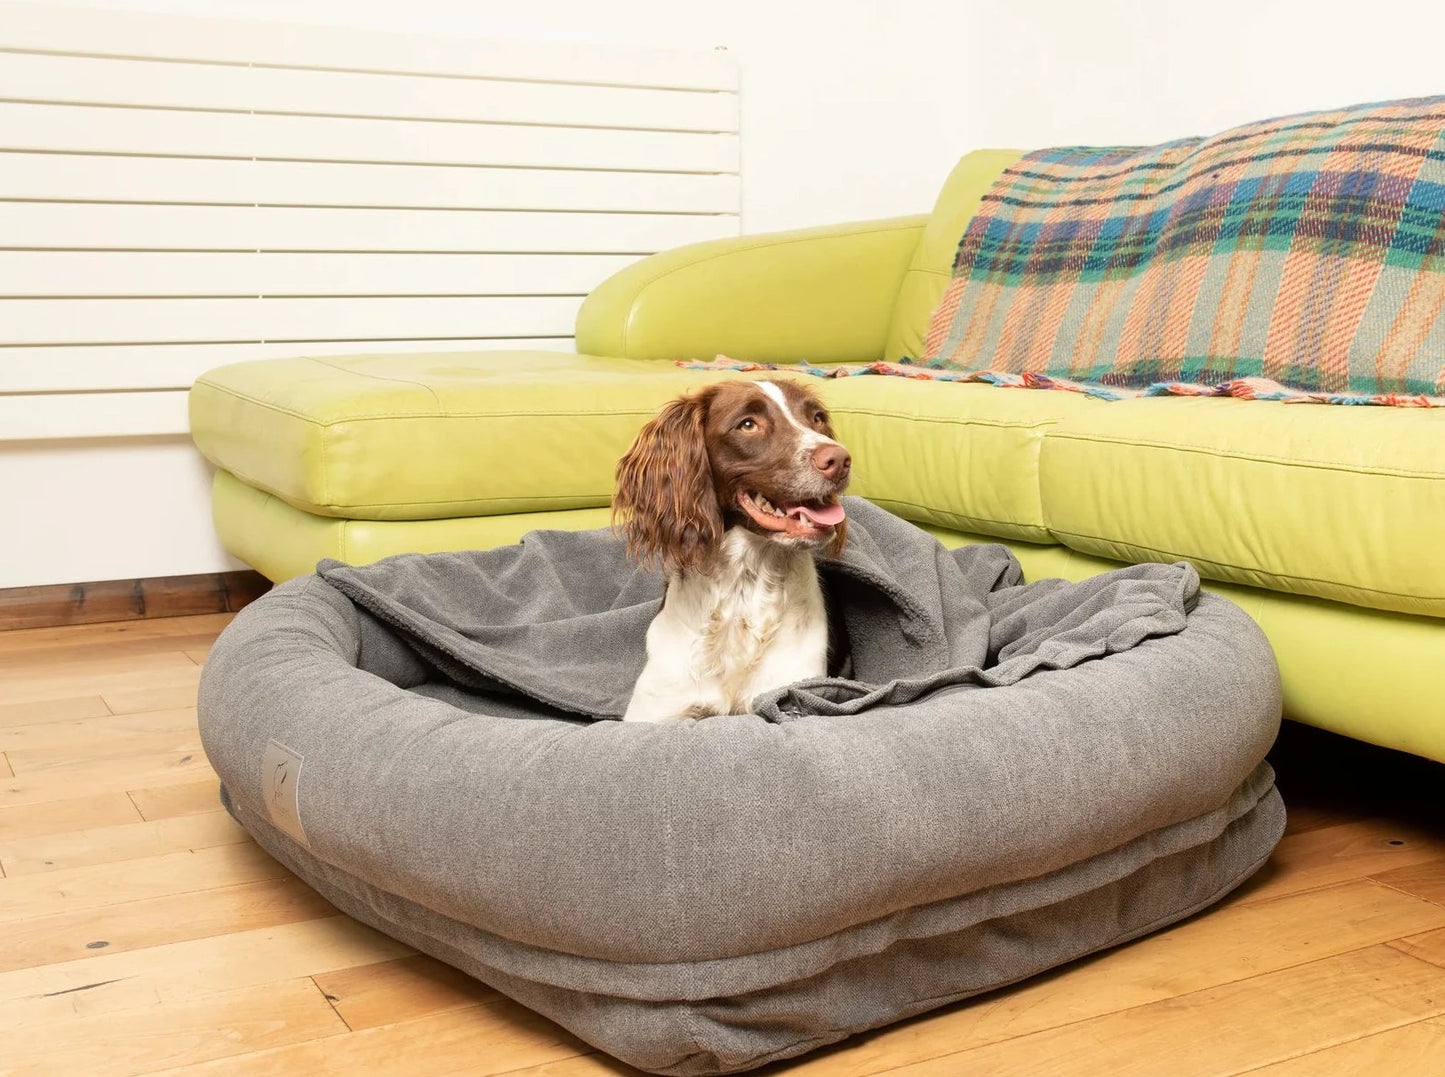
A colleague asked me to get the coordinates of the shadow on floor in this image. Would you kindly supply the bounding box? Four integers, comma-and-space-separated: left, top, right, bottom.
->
1267, 718, 1445, 831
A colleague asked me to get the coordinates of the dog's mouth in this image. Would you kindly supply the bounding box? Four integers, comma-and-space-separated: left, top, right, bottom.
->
737, 490, 846, 542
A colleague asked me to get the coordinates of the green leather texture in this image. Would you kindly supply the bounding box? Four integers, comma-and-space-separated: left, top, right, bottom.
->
212, 469, 611, 582
819, 377, 1096, 542
1039, 396, 1445, 618
191, 352, 756, 519
574, 216, 927, 363
1212, 582, 1445, 763
885, 149, 1024, 361
192, 352, 1093, 540
217, 468, 1445, 763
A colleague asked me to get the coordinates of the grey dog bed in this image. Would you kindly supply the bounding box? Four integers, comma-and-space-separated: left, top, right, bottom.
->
199, 498, 1284, 1075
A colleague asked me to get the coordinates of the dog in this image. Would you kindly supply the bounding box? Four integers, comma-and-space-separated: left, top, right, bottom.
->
613, 379, 851, 722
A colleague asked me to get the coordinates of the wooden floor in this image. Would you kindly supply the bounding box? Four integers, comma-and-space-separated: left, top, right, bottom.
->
3, 613, 1445, 1076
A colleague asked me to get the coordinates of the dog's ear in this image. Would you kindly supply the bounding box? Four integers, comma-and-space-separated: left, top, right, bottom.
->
825, 518, 848, 559
613, 389, 723, 572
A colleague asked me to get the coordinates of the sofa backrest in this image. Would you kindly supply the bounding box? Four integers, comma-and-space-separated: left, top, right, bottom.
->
885, 149, 1023, 361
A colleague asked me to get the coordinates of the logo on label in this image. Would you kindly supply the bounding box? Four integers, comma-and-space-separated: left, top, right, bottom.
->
260, 740, 310, 847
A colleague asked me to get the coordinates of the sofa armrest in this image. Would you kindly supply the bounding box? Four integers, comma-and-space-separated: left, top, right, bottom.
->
575, 215, 928, 363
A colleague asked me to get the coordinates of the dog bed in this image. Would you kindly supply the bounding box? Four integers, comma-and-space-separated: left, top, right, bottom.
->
198, 499, 1284, 1075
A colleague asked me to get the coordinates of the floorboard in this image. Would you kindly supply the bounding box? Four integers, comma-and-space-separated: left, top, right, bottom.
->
1, 612, 1442, 1076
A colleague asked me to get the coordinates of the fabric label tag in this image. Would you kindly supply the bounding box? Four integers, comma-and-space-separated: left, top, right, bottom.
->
260, 739, 310, 847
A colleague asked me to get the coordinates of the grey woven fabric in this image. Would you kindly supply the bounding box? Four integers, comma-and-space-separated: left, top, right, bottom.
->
199, 501, 1285, 1074
312, 497, 1205, 722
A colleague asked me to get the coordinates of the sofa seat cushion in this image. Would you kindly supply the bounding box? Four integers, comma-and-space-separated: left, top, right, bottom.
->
1040, 397, 1445, 617
189, 351, 746, 520
189, 350, 1096, 538
825, 377, 1096, 543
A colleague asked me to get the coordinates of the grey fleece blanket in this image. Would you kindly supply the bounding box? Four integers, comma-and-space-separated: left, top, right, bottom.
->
317, 498, 1198, 723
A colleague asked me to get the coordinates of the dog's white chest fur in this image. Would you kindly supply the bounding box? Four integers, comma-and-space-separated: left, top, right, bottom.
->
623, 529, 828, 722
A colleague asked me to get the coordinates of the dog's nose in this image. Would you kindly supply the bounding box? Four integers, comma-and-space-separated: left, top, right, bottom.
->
811, 444, 851, 481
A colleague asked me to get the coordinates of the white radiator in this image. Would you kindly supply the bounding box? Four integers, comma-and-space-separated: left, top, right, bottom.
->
0, 1, 740, 439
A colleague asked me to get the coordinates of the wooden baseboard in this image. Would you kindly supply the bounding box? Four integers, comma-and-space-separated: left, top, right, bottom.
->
0, 570, 272, 632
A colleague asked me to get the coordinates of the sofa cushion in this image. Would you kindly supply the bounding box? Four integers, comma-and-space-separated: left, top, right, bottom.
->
1039, 397, 1445, 617
190, 351, 1095, 539
825, 376, 1095, 543
189, 352, 747, 520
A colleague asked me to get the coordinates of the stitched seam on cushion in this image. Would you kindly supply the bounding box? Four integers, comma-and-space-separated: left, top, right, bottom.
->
304, 409, 659, 424
218, 463, 302, 504
1047, 526, 1443, 603
308, 357, 446, 415
862, 494, 1044, 534
194, 381, 320, 423
831, 408, 1076, 430
217, 472, 611, 513
621, 284, 632, 354
202, 383, 1077, 432
198, 377, 1083, 431
1049, 432, 1445, 481
218, 460, 607, 512
319, 421, 332, 508
315, 493, 609, 512
197, 383, 665, 426
309, 495, 611, 514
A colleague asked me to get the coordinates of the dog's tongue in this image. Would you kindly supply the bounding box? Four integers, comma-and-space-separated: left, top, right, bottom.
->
786, 502, 846, 527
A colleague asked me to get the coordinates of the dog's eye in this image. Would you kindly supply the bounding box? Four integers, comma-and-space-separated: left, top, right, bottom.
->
813, 411, 827, 425
737, 417, 758, 432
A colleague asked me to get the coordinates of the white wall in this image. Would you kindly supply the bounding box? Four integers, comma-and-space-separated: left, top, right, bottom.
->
3, 436, 223, 587
34, 0, 979, 233
11, 0, 1445, 588
962, 0, 1445, 149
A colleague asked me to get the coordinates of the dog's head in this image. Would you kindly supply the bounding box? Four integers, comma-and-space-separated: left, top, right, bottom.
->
613, 379, 852, 572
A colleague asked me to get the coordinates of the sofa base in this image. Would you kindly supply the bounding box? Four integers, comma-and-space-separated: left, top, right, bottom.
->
212, 468, 1445, 764
212, 468, 1086, 585
212, 469, 613, 584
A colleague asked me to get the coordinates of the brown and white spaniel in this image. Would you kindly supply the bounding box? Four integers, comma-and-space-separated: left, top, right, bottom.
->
613, 379, 851, 722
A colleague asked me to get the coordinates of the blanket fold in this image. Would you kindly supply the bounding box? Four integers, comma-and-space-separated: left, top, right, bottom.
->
317, 499, 1197, 722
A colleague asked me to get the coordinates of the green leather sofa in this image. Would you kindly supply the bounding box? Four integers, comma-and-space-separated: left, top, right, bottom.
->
189, 149, 1445, 764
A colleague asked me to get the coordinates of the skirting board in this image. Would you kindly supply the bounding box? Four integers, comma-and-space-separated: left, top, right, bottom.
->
0, 570, 270, 631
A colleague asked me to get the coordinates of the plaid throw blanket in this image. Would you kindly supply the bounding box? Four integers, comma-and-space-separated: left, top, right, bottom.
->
921, 96, 1445, 405
680, 358, 1441, 406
